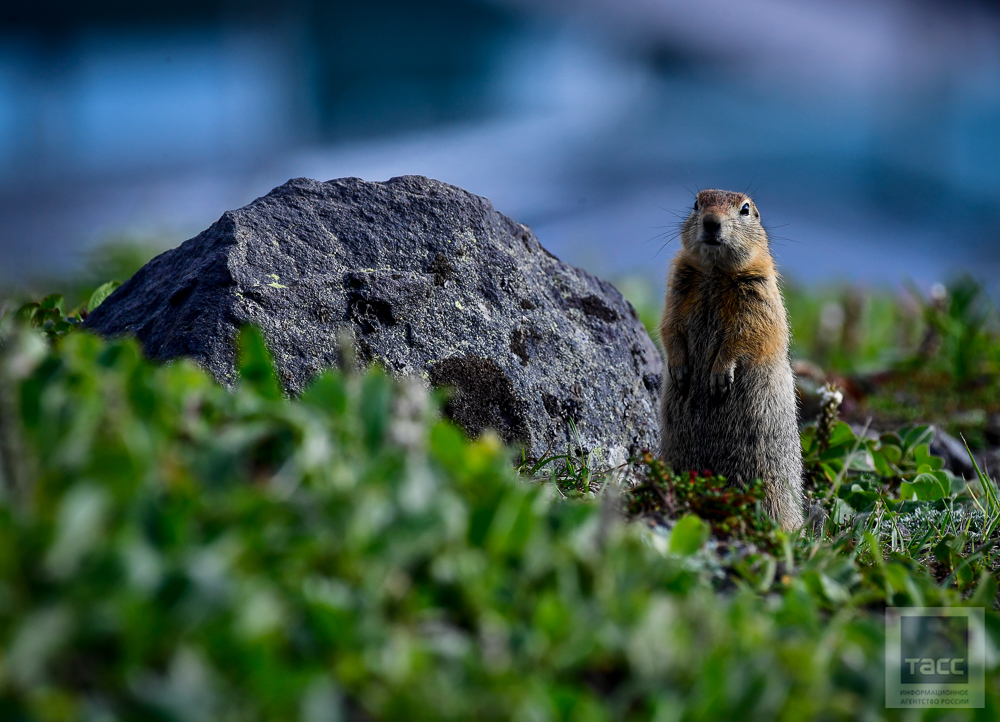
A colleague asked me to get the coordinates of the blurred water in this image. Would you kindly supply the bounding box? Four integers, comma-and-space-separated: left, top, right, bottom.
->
1, 0, 999, 293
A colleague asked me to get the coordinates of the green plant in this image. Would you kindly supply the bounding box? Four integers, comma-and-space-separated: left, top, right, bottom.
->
627, 453, 780, 549
517, 420, 603, 496
784, 283, 920, 374
0, 304, 998, 719
11, 282, 120, 340
907, 276, 999, 383
965, 438, 1000, 541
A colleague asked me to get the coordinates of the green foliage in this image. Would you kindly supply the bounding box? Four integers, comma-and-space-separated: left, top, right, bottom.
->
967, 445, 1000, 542
783, 275, 999, 381
906, 276, 999, 383
799, 417, 1000, 592
13, 294, 84, 339
784, 283, 919, 374
667, 515, 710, 556
0, 319, 998, 720
8, 281, 121, 342
803, 421, 959, 493
87, 281, 122, 313
516, 420, 602, 497
628, 453, 780, 549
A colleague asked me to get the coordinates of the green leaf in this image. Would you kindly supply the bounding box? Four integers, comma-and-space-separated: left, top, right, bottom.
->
879, 432, 902, 448
359, 370, 392, 451
237, 326, 283, 401
831, 498, 856, 524
429, 421, 468, 472
968, 571, 999, 607
872, 448, 899, 478
800, 425, 817, 454
669, 514, 709, 556
931, 471, 952, 498
912, 445, 944, 472
827, 422, 856, 446
37, 308, 61, 326
40, 294, 64, 312
15, 302, 40, 322
933, 537, 957, 570
838, 480, 880, 512
900, 425, 933, 454
818, 573, 850, 604
88, 281, 122, 312
877, 444, 902, 465
900, 472, 948, 502
300, 371, 349, 418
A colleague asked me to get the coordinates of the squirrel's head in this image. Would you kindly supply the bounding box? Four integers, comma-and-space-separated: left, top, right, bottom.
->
681, 190, 768, 270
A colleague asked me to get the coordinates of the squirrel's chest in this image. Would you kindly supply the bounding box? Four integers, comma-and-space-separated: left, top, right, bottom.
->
681, 282, 753, 356
675, 295, 720, 360
681, 290, 727, 335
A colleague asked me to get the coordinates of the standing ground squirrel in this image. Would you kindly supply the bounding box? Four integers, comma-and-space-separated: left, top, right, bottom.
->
659, 190, 804, 530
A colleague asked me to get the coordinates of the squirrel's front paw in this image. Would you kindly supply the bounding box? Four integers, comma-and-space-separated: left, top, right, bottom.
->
668, 364, 689, 394
710, 364, 735, 397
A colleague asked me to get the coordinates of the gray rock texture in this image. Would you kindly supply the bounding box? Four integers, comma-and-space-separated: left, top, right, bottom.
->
85, 175, 662, 464
929, 427, 976, 479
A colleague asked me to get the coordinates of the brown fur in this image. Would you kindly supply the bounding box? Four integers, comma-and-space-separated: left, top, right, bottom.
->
659, 190, 804, 530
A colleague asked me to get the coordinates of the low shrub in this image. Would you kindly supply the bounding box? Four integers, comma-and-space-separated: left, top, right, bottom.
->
0, 315, 997, 720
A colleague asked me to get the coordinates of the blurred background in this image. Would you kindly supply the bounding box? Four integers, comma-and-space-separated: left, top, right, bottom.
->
2, 0, 1000, 298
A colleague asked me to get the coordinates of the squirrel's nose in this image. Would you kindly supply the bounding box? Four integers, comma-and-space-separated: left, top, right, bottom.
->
702, 217, 721, 236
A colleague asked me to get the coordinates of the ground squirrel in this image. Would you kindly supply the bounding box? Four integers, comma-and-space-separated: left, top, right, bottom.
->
659, 189, 804, 530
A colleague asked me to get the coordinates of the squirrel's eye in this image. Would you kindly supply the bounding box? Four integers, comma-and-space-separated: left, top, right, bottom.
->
740, 203, 751, 216
693, 200, 699, 211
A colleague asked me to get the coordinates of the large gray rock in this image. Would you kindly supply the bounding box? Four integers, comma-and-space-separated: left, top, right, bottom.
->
85, 176, 662, 464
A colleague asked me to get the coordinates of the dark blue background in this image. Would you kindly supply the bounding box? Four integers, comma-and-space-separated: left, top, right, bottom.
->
2, 0, 999, 292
